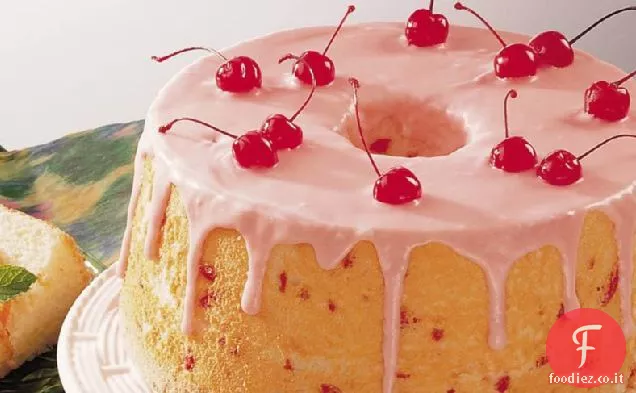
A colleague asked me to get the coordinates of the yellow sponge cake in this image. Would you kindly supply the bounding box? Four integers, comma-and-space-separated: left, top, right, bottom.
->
0, 204, 92, 377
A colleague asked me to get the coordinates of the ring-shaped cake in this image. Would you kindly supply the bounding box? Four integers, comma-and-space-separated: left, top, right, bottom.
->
118, 22, 636, 393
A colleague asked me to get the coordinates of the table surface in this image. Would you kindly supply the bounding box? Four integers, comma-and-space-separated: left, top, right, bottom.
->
1, 0, 635, 150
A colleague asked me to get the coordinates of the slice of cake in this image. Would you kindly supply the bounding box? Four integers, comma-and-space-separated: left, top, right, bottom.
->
0, 204, 92, 377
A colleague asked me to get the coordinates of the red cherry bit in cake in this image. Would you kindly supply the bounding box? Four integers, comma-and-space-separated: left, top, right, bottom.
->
184, 353, 196, 372
199, 264, 217, 282
320, 383, 343, 393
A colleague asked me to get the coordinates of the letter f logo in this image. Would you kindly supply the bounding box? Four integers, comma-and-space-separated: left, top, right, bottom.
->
572, 324, 602, 368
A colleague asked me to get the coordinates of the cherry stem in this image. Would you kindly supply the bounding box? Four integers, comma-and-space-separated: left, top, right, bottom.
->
151, 47, 228, 63
454, 3, 506, 48
569, 7, 636, 45
577, 134, 636, 160
614, 69, 636, 86
279, 54, 318, 122
349, 78, 382, 178
159, 118, 237, 139
503, 89, 518, 139
429, 0, 435, 11
323, 5, 356, 56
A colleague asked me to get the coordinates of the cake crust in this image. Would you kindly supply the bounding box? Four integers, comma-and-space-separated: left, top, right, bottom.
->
121, 161, 636, 392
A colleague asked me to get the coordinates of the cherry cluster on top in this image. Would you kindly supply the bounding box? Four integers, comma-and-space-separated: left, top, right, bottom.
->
408, 1, 635, 122
152, 6, 424, 206
154, 5, 357, 170
406, 1, 636, 186
151, 2, 635, 207
490, 89, 636, 186
152, 6, 423, 207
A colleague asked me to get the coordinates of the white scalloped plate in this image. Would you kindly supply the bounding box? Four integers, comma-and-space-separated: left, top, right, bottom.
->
58, 266, 151, 393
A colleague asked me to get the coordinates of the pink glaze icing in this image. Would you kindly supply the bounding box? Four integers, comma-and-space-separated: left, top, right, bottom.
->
118, 23, 636, 393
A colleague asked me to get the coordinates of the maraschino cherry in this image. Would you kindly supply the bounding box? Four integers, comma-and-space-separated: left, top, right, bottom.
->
530, 7, 636, 68
350, 78, 422, 205
159, 118, 278, 169
282, 6, 355, 87
151, 47, 262, 93
260, 60, 317, 150
405, 0, 450, 47
490, 90, 538, 173
585, 69, 635, 122
454, 2, 537, 78
538, 134, 636, 186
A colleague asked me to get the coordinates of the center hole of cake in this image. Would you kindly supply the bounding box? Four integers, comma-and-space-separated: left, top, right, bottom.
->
341, 96, 467, 158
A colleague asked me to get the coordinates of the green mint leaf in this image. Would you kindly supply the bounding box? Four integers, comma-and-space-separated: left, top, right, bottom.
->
0, 265, 36, 302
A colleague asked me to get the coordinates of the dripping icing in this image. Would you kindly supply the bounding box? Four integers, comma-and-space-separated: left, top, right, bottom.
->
116, 149, 144, 277
118, 139, 636, 393
143, 164, 171, 261
381, 262, 407, 393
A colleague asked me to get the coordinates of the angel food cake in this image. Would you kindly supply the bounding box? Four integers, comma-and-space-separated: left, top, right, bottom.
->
0, 205, 91, 377
118, 3, 636, 392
